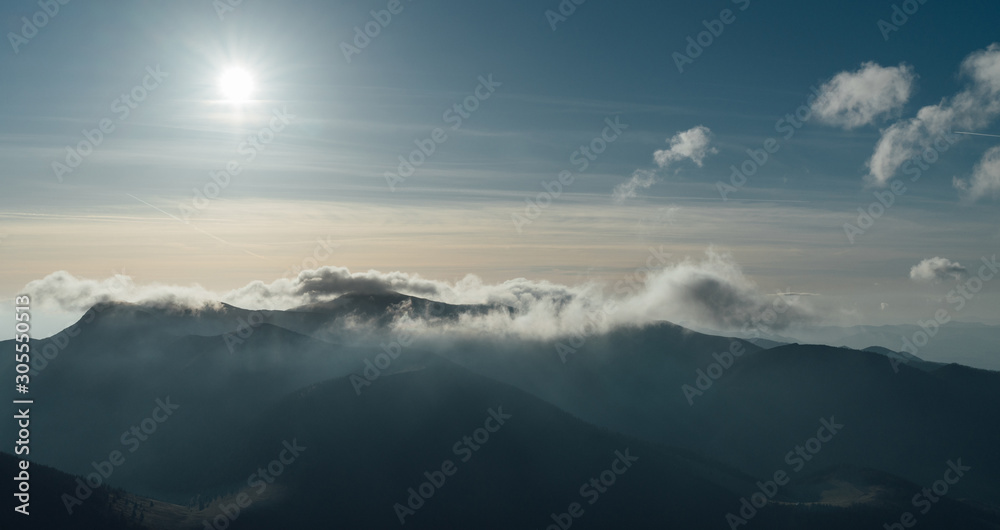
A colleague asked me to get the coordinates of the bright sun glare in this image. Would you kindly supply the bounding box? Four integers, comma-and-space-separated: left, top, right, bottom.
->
219, 67, 254, 103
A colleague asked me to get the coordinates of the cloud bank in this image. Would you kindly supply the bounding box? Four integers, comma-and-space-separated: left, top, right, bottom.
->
22, 249, 818, 339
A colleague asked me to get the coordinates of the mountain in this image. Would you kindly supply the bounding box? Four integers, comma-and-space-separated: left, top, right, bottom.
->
266, 292, 506, 340
698, 321, 1000, 371
862, 345, 947, 371
7, 358, 998, 529
3, 294, 1000, 528
211, 360, 1000, 529
418, 326, 1000, 506
747, 337, 788, 349
209, 359, 750, 528
791, 322, 1000, 370
1, 451, 160, 530
754, 465, 1000, 529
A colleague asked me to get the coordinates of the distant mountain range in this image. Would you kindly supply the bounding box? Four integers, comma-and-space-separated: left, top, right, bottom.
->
4, 293, 999, 529
709, 320, 1000, 371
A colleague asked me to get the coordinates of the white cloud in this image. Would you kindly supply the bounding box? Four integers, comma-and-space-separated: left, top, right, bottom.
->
953, 145, 1000, 201
653, 125, 717, 168
867, 44, 1000, 187
614, 126, 716, 203
21, 249, 818, 340
612, 169, 657, 204
909, 257, 968, 283
812, 62, 915, 129
610, 249, 816, 333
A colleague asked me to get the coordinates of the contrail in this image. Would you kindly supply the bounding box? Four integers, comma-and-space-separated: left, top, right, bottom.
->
126, 193, 269, 261
953, 131, 1000, 139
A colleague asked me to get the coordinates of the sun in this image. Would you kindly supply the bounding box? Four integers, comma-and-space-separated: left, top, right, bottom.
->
219, 67, 254, 103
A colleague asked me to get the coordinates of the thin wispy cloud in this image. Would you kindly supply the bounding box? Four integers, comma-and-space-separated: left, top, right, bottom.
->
613, 169, 657, 204
613, 125, 716, 203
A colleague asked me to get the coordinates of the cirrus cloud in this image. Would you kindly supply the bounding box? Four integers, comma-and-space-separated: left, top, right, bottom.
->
612, 169, 657, 204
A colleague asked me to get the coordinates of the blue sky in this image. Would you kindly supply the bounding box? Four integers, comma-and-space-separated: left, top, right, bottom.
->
3, 0, 1000, 336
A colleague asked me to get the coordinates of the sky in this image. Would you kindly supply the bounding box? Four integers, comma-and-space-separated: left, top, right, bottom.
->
2, 0, 1000, 338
